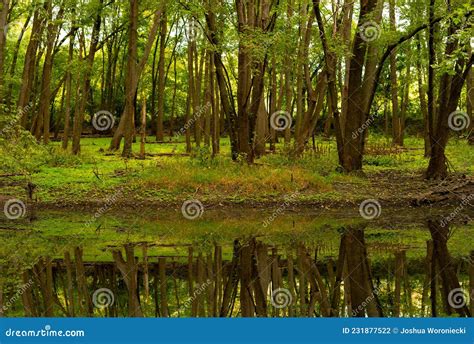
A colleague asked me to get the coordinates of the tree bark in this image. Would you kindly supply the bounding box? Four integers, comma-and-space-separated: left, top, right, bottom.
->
155, 11, 167, 142
0, 0, 10, 102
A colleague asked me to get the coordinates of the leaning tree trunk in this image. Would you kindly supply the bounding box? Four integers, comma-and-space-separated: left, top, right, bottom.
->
17, 4, 45, 127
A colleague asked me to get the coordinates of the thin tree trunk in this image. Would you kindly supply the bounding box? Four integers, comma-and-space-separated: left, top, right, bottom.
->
72, 1, 103, 154
62, 30, 75, 149
0, 0, 10, 101
156, 10, 167, 141
139, 97, 146, 159
389, 0, 401, 146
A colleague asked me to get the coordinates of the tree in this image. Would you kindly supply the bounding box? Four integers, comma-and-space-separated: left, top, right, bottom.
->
425, 1, 472, 179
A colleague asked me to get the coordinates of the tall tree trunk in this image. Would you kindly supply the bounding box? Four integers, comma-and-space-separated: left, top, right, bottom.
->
426, 22, 472, 178
204, 2, 239, 159
416, 36, 430, 156
389, 0, 401, 146
110, 6, 163, 152
340, 0, 380, 171
35, 0, 62, 144
0, 0, 9, 102
121, 0, 139, 157
155, 11, 167, 142
72, 1, 103, 154
17, 4, 46, 127
62, 30, 75, 149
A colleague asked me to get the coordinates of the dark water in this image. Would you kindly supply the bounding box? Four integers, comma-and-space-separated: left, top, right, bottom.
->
0, 208, 473, 318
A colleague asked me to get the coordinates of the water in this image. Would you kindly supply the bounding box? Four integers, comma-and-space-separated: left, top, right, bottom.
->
0, 207, 473, 317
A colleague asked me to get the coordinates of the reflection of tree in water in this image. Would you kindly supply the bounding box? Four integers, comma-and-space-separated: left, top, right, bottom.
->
0, 221, 472, 318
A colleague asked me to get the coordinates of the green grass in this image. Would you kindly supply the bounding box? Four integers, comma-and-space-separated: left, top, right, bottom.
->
0, 134, 472, 206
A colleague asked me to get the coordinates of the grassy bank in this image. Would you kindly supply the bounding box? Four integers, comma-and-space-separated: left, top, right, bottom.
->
1, 135, 472, 208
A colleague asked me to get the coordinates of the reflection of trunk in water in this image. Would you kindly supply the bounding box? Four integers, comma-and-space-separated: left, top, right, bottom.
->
3, 224, 472, 318
342, 227, 383, 317
427, 220, 471, 317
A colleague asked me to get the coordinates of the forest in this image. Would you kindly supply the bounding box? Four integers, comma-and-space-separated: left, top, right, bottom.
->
0, 0, 473, 319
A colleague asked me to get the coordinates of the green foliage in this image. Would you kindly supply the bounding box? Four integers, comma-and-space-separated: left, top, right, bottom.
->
0, 127, 46, 175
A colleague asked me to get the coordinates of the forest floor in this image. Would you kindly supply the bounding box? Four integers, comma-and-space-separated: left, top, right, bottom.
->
0, 135, 473, 211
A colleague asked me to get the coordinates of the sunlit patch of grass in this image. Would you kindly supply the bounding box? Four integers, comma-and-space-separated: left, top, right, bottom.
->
2, 135, 471, 204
